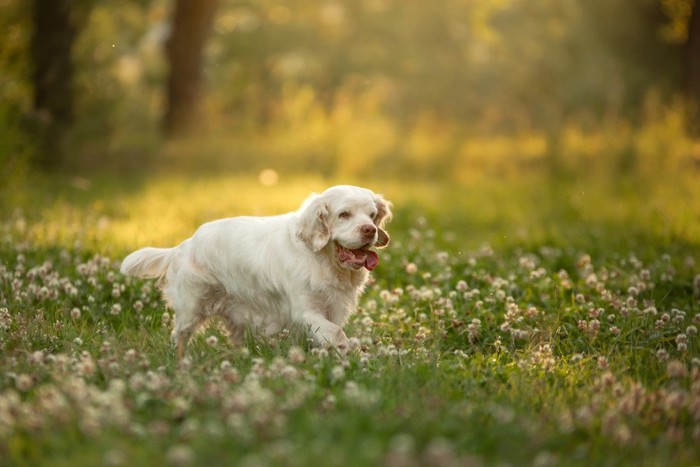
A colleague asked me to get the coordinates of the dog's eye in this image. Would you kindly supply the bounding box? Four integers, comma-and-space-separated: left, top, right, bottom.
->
338, 211, 351, 219
371, 211, 378, 220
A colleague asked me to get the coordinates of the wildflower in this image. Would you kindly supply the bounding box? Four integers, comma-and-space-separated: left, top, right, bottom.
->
455, 280, 468, 292
110, 303, 122, 315
609, 326, 620, 336
206, 335, 218, 347
77, 354, 96, 376
666, 360, 687, 379
597, 356, 609, 370
166, 445, 194, 467
585, 274, 598, 287
405, 263, 418, 274
330, 365, 346, 383
656, 349, 669, 361
423, 437, 457, 467
70, 307, 81, 320
15, 374, 33, 392
687, 325, 697, 336
599, 371, 616, 387
104, 449, 125, 467
288, 346, 305, 364
124, 349, 138, 363
578, 254, 591, 268
322, 394, 336, 410
348, 337, 361, 350
310, 348, 329, 359
73, 337, 83, 346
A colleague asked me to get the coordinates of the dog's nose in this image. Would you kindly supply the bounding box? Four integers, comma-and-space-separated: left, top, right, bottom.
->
361, 224, 377, 238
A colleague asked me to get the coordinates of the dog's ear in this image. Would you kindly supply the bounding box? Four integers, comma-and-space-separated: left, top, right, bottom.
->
375, 227, 390, 248
297, 194, 331, 252
374, 194, 393, 227
373, 194, 392, 249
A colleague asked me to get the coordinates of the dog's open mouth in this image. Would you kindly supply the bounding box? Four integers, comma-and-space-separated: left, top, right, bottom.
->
335, 243, 379, 271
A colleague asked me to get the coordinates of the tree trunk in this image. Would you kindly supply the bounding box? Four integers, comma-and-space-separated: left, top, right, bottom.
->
686, 0, 700, 132
163, 0, 219, 137
31, 0, 82, 168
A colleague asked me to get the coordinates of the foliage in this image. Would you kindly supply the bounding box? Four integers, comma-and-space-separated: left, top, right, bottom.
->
1, 0, 697, 172
0, 0, 32, 208
1, 174, 699, 465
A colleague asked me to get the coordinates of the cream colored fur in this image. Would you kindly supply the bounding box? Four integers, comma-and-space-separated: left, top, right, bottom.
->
120, 185, 392, 357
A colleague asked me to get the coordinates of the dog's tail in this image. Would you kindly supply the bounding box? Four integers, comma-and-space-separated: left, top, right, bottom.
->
120, 247, 174, 279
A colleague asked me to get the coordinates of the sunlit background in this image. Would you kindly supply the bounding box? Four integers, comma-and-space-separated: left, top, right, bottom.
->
1, 0, 699, 248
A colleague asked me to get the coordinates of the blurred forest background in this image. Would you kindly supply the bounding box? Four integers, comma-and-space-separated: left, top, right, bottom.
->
1, 0, 700, 191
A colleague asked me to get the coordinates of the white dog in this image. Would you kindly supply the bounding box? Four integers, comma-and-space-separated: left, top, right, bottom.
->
120, 185, 392, 357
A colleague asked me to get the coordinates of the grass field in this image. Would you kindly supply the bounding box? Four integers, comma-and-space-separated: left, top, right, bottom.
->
1, 171, 699, 466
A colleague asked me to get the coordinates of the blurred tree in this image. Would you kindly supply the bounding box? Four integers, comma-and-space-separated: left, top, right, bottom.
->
30, 0, 90, 169
686, 1, 700, 113
163, 0, 219, 136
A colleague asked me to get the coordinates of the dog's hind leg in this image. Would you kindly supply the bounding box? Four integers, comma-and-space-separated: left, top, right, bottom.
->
165, 275, 207, 360
171, 312, 205, 359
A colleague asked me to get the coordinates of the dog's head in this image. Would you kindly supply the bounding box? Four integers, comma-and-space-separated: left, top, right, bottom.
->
297, 185, 392, 271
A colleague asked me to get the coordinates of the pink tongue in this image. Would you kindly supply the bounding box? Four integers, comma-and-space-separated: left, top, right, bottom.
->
364, 250, 379, 271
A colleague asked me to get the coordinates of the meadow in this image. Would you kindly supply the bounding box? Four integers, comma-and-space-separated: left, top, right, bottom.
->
1, 169, 699, 466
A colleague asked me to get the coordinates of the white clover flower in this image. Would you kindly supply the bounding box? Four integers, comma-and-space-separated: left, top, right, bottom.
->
166, 445, 194, 467
15, 374, 33, 392
330, 365, 345, 383
70, 307, 81, 320
666, 360, 687, 378
348, 337, 361, 350
288, 346, 305, 364
405, 262, 418, 274
124, 349, 138, 362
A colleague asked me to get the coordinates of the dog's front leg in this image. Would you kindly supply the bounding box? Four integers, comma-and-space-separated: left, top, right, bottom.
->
299, 311, 350, 351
